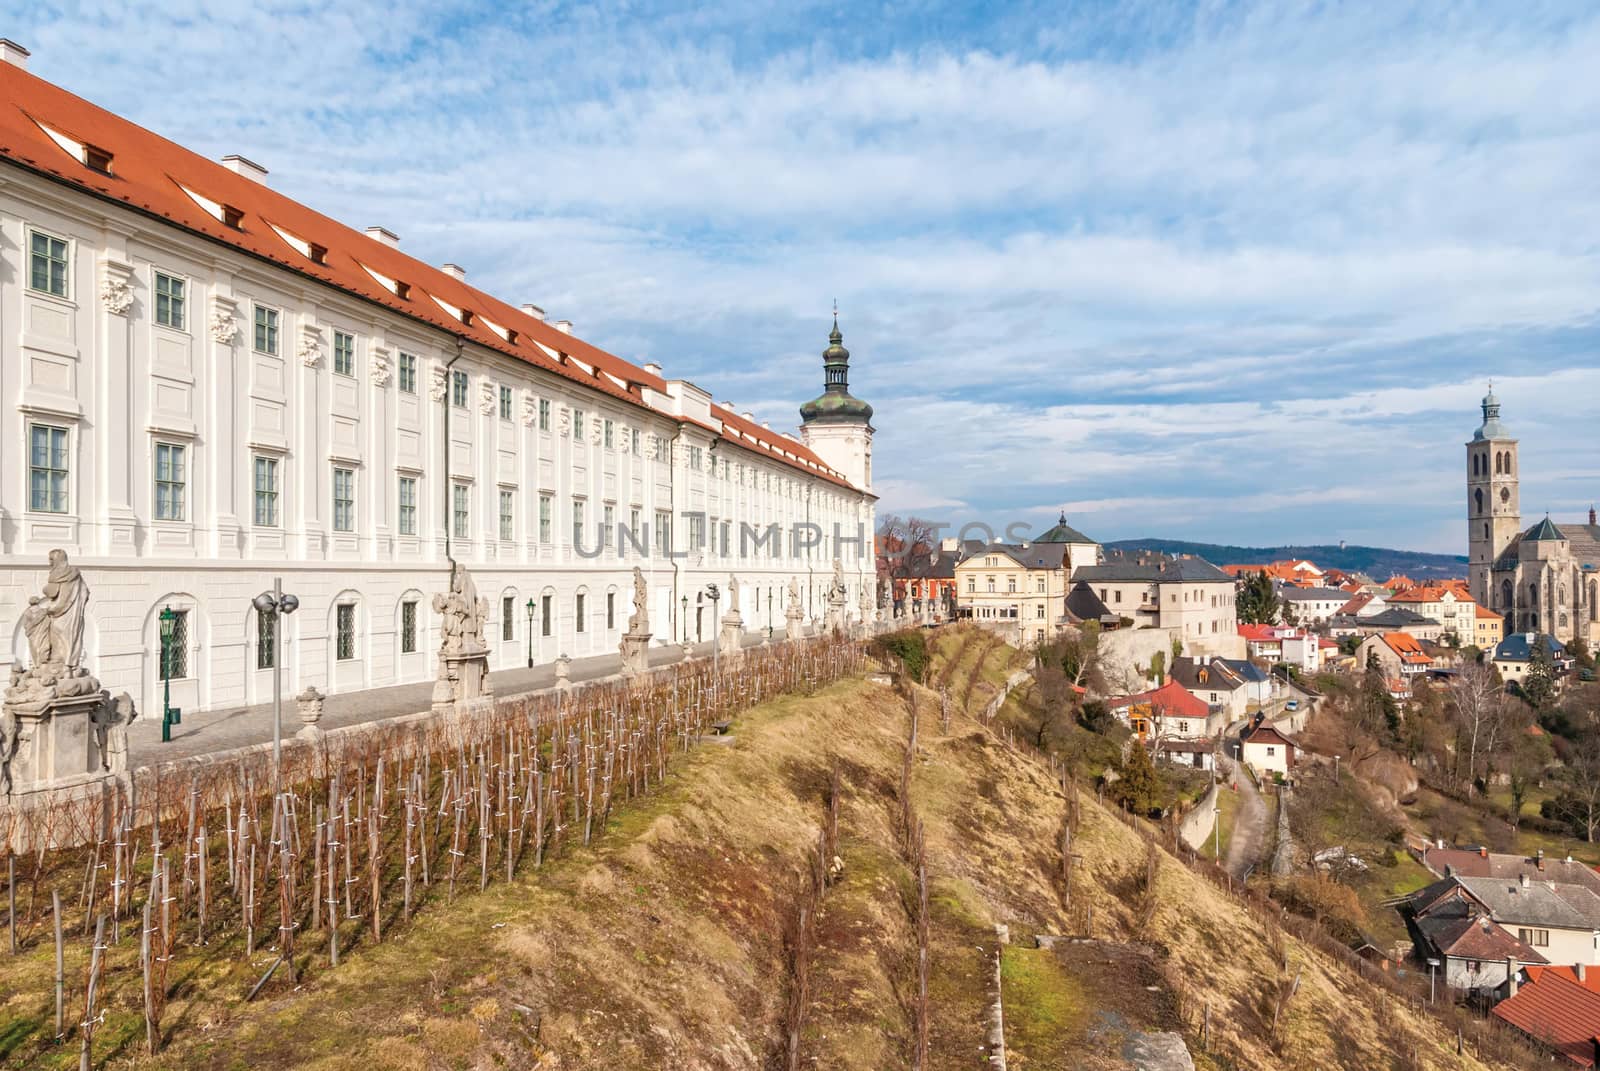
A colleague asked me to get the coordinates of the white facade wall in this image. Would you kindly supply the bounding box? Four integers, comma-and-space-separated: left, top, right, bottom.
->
0, 168, 874, 719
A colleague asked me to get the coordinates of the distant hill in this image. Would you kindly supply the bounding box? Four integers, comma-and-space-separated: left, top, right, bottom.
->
1105, 538, 1467, 580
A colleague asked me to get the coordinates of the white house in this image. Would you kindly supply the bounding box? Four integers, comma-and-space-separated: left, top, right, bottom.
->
1278, 586, 1350, 625
1239, 721, 1296, 778
0, 48, 877, 721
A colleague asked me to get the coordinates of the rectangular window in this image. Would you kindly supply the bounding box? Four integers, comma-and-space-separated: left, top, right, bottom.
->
154, 442, 186, 521
253, 305, 279, 354
499, 489, 514, 541
603, 504, 614, 550
332, 467, 355, 532
603, 419, 614, 448
398, 476, 417, 535
502, 595, 515, 641
539, 493, 553, 543
575, 592, 586, 633
607, 591, 616, 630
333, 330, 355, 376
573, 409, 586, 441
538, 398, 551, 431
401, 600, 418, 653
688, 445, 703, 469
451, 370, 468, 408
253, 455, 280, 526
29, 230, 69, 297
154, 271, 185, 329
541, 594, 552, 636
499, 385, 512, 420
256, 609, 275, 670
572, 498, 586, 547
336, 604, 356, 661
690, 514, 706, 551
1518, 928, 1551, 948
452, 483, 470, 539
721, 520, 731, 556
398, 352, 417, 394
630, 507, 641, 548
28, 423, 69, 513
655, 510, 671, 556
160, 609, 189, 680
631, 427, 641, 455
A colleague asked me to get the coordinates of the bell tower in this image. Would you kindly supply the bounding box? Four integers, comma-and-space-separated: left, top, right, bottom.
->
798, 313, 874, 492
1466, 386, 1519, 609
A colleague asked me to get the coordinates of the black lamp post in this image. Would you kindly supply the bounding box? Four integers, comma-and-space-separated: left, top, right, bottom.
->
158, 605, 179, 742
766, 588, 773, 641
696, 591, 704, 643
705, 583, 721, 706
251, 578, 300, 803
525, 597, 535, 668
681, 595, 689, 643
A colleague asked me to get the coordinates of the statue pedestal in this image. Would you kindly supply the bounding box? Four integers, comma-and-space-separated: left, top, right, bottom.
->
619, 633, 651, 679
718, 614, 744, 662
786, 610, 806, 643
825, 598, 847, 635
5, 689, 104, 791
431, 645, 492, 714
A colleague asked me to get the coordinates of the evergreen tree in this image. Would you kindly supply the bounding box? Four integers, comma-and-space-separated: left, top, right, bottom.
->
1111, 740, 1164, 816
1236, 570, 1280, 625
1523, 638, 1558, 710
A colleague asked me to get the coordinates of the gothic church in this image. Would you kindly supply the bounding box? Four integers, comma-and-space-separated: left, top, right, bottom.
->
1467, 389, 1599, 651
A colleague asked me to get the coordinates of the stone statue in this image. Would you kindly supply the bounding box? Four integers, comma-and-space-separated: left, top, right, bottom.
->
91, 691, 137, 774
20, 598, 52, 667
786, 576, 802, 614
0, 706, 16, 795
628, 566, 650, 635
431, 561, 493, 713
828, 559, 848, 605
43, 550, 90, 669
726, 574, 741, 617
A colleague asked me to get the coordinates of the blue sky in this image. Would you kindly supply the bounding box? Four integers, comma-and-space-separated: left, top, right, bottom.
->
14, 1, 1600, 553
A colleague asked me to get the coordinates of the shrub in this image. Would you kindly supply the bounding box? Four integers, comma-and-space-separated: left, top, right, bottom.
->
872, 629, 930, 682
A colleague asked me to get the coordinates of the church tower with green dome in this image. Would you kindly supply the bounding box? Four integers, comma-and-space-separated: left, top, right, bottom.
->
799, 314, 874, 492
1466, 385, 1520, 610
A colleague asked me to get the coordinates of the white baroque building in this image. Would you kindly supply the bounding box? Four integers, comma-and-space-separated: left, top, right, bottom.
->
0, 45, 876, 720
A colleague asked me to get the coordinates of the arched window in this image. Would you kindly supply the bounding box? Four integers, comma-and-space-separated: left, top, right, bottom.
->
1500, 579, 1513, 612
1504, 453, 1513, 475
1590, 580, 1598, 622
1474, 488, 1484, 516
1494, 452, 1503, 475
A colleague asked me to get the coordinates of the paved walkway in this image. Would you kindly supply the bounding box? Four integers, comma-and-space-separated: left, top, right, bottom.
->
1221, 757, 1268, 880
128, 631, 787, 766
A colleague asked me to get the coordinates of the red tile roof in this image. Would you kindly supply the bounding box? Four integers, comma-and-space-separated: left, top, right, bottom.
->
1379, 631, 1433, 665
0, 61, 858, 490
1238, 623, 1280, 643
1495, 969, 1600, 1066
1114, 679, 1211, 720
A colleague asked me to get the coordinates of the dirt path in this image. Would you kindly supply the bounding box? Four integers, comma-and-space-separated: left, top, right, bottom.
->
1222, 759, 1268, 880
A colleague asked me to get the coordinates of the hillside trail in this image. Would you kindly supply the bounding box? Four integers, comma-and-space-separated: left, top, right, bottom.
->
1222, 757, 1268, 879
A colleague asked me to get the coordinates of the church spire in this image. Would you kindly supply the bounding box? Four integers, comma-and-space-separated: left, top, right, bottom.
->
1473, 383, 1511, 441
799, 309, 873, 427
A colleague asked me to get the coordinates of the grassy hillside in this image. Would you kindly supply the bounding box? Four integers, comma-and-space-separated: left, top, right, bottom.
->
1106, 538, 1466, 579
3, 637, 1502, 1069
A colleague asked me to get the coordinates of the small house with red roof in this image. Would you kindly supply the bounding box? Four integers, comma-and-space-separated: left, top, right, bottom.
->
1239, 718, 1296, 777
1108, 678, 1223, 742
1356, 632, 1434, 683
1495, 965, 1600, 1065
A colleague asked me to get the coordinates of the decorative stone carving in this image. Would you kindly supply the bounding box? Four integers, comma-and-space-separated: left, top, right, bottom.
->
429, 365, 449, 402
100, 276, 133, 315
370, 348, 392, 387
431, 562, 492, 713
620, 566, 652, 680
590, 421, 603, 446
521, 390, 538, 427
558, 407, 572, 438
555, 654, 573, 695
785, 575, 806, 642
825, 559, 849, 635
297, 331, 323, 368
718, 573, 745, 662
3, 550, 109, 794
90, 691, 137, 774
209, 307, 239, 345
297, 686, 325, 725
859, 581, 877, 635
479, 382, 497, 416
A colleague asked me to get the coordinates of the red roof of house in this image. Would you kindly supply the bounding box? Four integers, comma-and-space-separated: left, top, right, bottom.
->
1380, 632, 1433, 665
1338, 592, 1376, 615
1238, 624, 1280, 643
0, 60, 857, 490
1495, 969, 1600, 1066
1114, 679, 1211, 719
1242, 722, 1296, 750
1477, 603, 1504, 621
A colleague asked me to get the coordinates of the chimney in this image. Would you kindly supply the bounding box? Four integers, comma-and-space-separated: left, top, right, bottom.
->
762, 421, 772, 430
1480, 846, 1488, 859
1579, 963, 1588, 983
221, 154, 270, 184
364, 226, 400, 248
0, 39, 30, 69
1506, 957, 1518, 998
520, 304, 545, 321
553, 319, 573, 335
742, 411, 755, 422
1519, 872, 1529, 888
441, 263, 466, 282
1591, 506, 1597, 526
1437, 837, 1446, 850
1537, 848, 1545, 871
643, 362, 662, 377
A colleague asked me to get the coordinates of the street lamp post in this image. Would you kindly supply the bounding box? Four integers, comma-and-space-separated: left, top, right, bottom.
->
1213, 805, 1222, 861
158, 605, 179, 743
525, 598, 535, 668
251, 578, 300, 804
766, 588, 773, 642
705, 583, 721, 708
681, 596, 689, 644
1427, 957, 1440, 1004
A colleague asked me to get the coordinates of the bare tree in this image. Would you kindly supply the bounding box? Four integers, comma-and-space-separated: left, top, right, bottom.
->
1449, 662, 1508, 796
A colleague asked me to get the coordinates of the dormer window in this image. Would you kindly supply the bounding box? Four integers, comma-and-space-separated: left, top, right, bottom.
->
222, 205, 245, 229
395, 281, 411, 300
308, 242, 328, 265
84, 144, 113, 174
